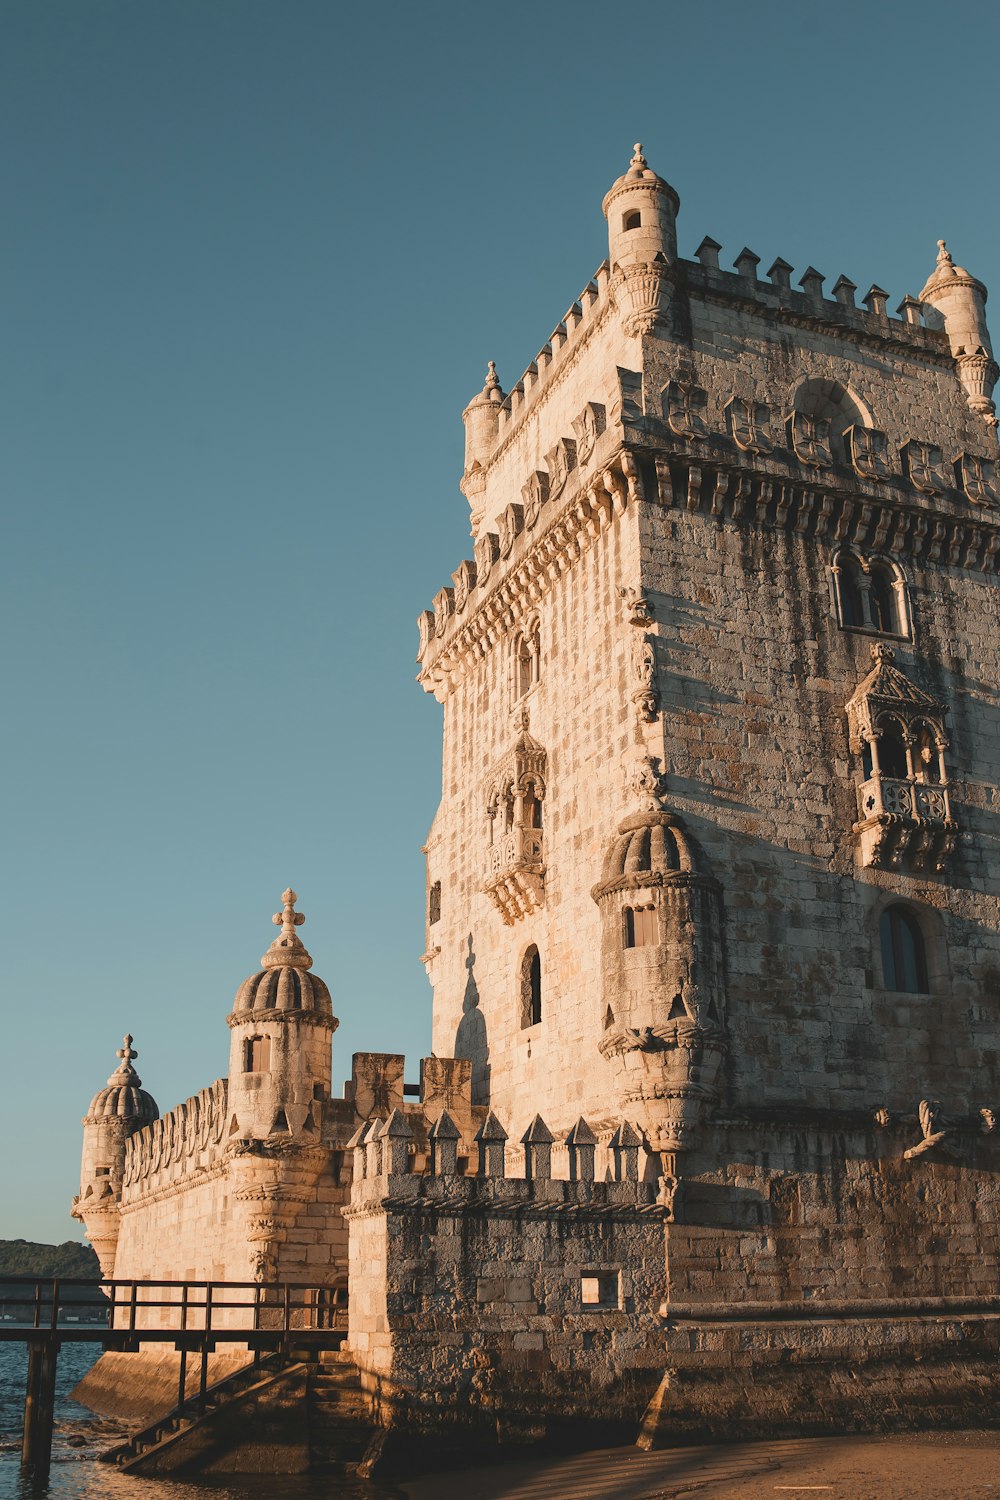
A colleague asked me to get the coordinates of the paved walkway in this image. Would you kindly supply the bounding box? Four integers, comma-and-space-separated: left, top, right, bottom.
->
400, 1429, 1000, 1499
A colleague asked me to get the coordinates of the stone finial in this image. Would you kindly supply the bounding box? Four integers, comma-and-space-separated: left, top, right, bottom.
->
630, 142, 647, 170
110, 1034, 141, 1086
937, 239, 954, 270
475, 1111, 508, 1178
380, 1108, 414, 1176
733, 248, 760, 282
565, 1117, 597, 1183
832, 275, 857, 309
799, 267, 824, 300
521, 1114, 554, 1181
896, 295, 923, 326
694, 236, 721, 270
261, 888, 313, 971
429, 1109, 461, 1176
767, 258, 793, 291
609, 1120, 642, 1183
863, 285, 889, 318
871, 641, 895, 666
484, 360, 501, 394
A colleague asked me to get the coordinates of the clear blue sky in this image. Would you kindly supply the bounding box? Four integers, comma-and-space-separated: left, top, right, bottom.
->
2, 0, 997, 1243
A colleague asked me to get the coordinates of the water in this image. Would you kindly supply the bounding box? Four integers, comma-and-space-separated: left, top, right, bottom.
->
0, 1344, 400, 1500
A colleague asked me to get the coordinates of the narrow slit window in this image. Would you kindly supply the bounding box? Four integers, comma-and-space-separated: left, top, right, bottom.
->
880, 906, 929, 994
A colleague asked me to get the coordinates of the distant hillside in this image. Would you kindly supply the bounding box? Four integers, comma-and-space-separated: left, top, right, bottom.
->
0, 1239, 100, 1279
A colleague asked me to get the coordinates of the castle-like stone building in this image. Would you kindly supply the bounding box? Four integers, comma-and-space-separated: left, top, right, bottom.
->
74, 147, 1000, 1443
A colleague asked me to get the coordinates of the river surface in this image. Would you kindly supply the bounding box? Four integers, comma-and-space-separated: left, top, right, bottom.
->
0, 1343, 399, 1500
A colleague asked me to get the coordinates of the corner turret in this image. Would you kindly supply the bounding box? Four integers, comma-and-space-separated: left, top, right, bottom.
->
603, 145, 680, 335
71, 1035, 158, 1276
226, 888, 337, 1141
460, 361, 504, 532
920, 240, 999, 433
602, 142, 679, 269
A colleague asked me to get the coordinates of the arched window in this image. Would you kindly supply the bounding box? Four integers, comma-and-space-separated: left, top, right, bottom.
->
521, 778, 543, 830
512, 621, 541, 701
876, 718, 909, 779
833, 550, 908, 638
624, 211, 641, 231
868, 564, 898, 634
913, 722, 942, 784
837, 555, 866, 628
520, 945, 542, 1028
880, 906, 929, 993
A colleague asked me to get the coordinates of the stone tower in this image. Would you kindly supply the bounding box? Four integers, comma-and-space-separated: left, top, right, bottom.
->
417, 143, 1000, 1183
72, 1036, 158, 1276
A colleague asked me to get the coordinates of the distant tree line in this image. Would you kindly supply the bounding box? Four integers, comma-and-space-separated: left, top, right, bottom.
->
0, 1239, 100, 1278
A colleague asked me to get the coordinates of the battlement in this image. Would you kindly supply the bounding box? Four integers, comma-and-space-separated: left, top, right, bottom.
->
345, 1107, 661, 1218
122, 1078, 229, 1202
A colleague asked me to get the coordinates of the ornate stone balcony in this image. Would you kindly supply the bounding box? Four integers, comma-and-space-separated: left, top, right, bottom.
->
483, 826, 544, 925
855, 774, 958, 872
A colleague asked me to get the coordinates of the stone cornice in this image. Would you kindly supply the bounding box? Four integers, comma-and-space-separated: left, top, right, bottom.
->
120, 1157, 228, 1213
419, 433, 1000, 699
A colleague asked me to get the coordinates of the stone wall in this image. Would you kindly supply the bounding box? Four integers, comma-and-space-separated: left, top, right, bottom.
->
345, 1111, 668, 1440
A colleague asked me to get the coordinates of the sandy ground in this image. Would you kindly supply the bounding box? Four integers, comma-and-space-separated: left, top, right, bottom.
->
399, 1429, 1000, 1500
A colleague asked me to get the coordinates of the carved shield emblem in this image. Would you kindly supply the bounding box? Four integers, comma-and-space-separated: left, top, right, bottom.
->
901, 439, 948, 495
614, 367, 644, 427
474, 531, 500, 586
521, 470, 550, 529
725, 395, 771, 454
788, 410, 833, 468
845, 426, 892, 481
498, 503, 524, 559
416, 609, 434, 663
664, 380, 709, 440
572, 401, 606, 464
451, 559, 477, 613
955, 451, 999, 508
545, 438, 577, 499
433, 587, 454, 636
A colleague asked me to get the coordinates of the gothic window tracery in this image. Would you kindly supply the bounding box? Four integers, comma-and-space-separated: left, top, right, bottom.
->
832, 548, 909, 638
846, 644, 957, 872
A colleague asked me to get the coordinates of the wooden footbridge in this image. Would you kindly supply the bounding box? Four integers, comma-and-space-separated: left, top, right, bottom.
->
1, 1275, 347, 1480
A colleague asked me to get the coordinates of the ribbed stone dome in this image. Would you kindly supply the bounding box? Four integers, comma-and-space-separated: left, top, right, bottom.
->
599, 810, 693, 883
233, 965, 333, 1018
86, 1036, 159, 1125
230, 888, 335, 1023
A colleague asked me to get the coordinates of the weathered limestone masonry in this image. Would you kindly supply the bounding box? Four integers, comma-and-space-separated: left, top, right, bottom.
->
73, 146, 1000, 1452
411, 146, 1000, 1438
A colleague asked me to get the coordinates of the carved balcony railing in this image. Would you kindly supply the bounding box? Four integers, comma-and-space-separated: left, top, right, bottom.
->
854, 775, 958, 872
483, 826, 545, 925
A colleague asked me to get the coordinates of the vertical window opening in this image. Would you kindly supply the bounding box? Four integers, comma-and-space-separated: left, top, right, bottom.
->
880, 906, 929, 993
428, 880, 442, 924
877, 720, 909, 780
623, 905, 658, 948
245, 1036, 271, 1073
520, 945, 542, 1028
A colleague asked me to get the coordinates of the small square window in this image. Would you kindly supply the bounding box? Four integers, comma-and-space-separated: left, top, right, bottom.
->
581, 1270, 619, 1309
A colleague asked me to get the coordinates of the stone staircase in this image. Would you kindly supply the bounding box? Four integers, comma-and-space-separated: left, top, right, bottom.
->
307, 1349, 377, 1475
100, 1351, 300, 1472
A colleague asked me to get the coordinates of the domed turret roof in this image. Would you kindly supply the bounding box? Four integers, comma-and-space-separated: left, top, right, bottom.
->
602, 143, 679, 213
85, 1036, 159, 1125
920, 240, 986, 300
231, 889, 335, 1022
599, 808, 693, 883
